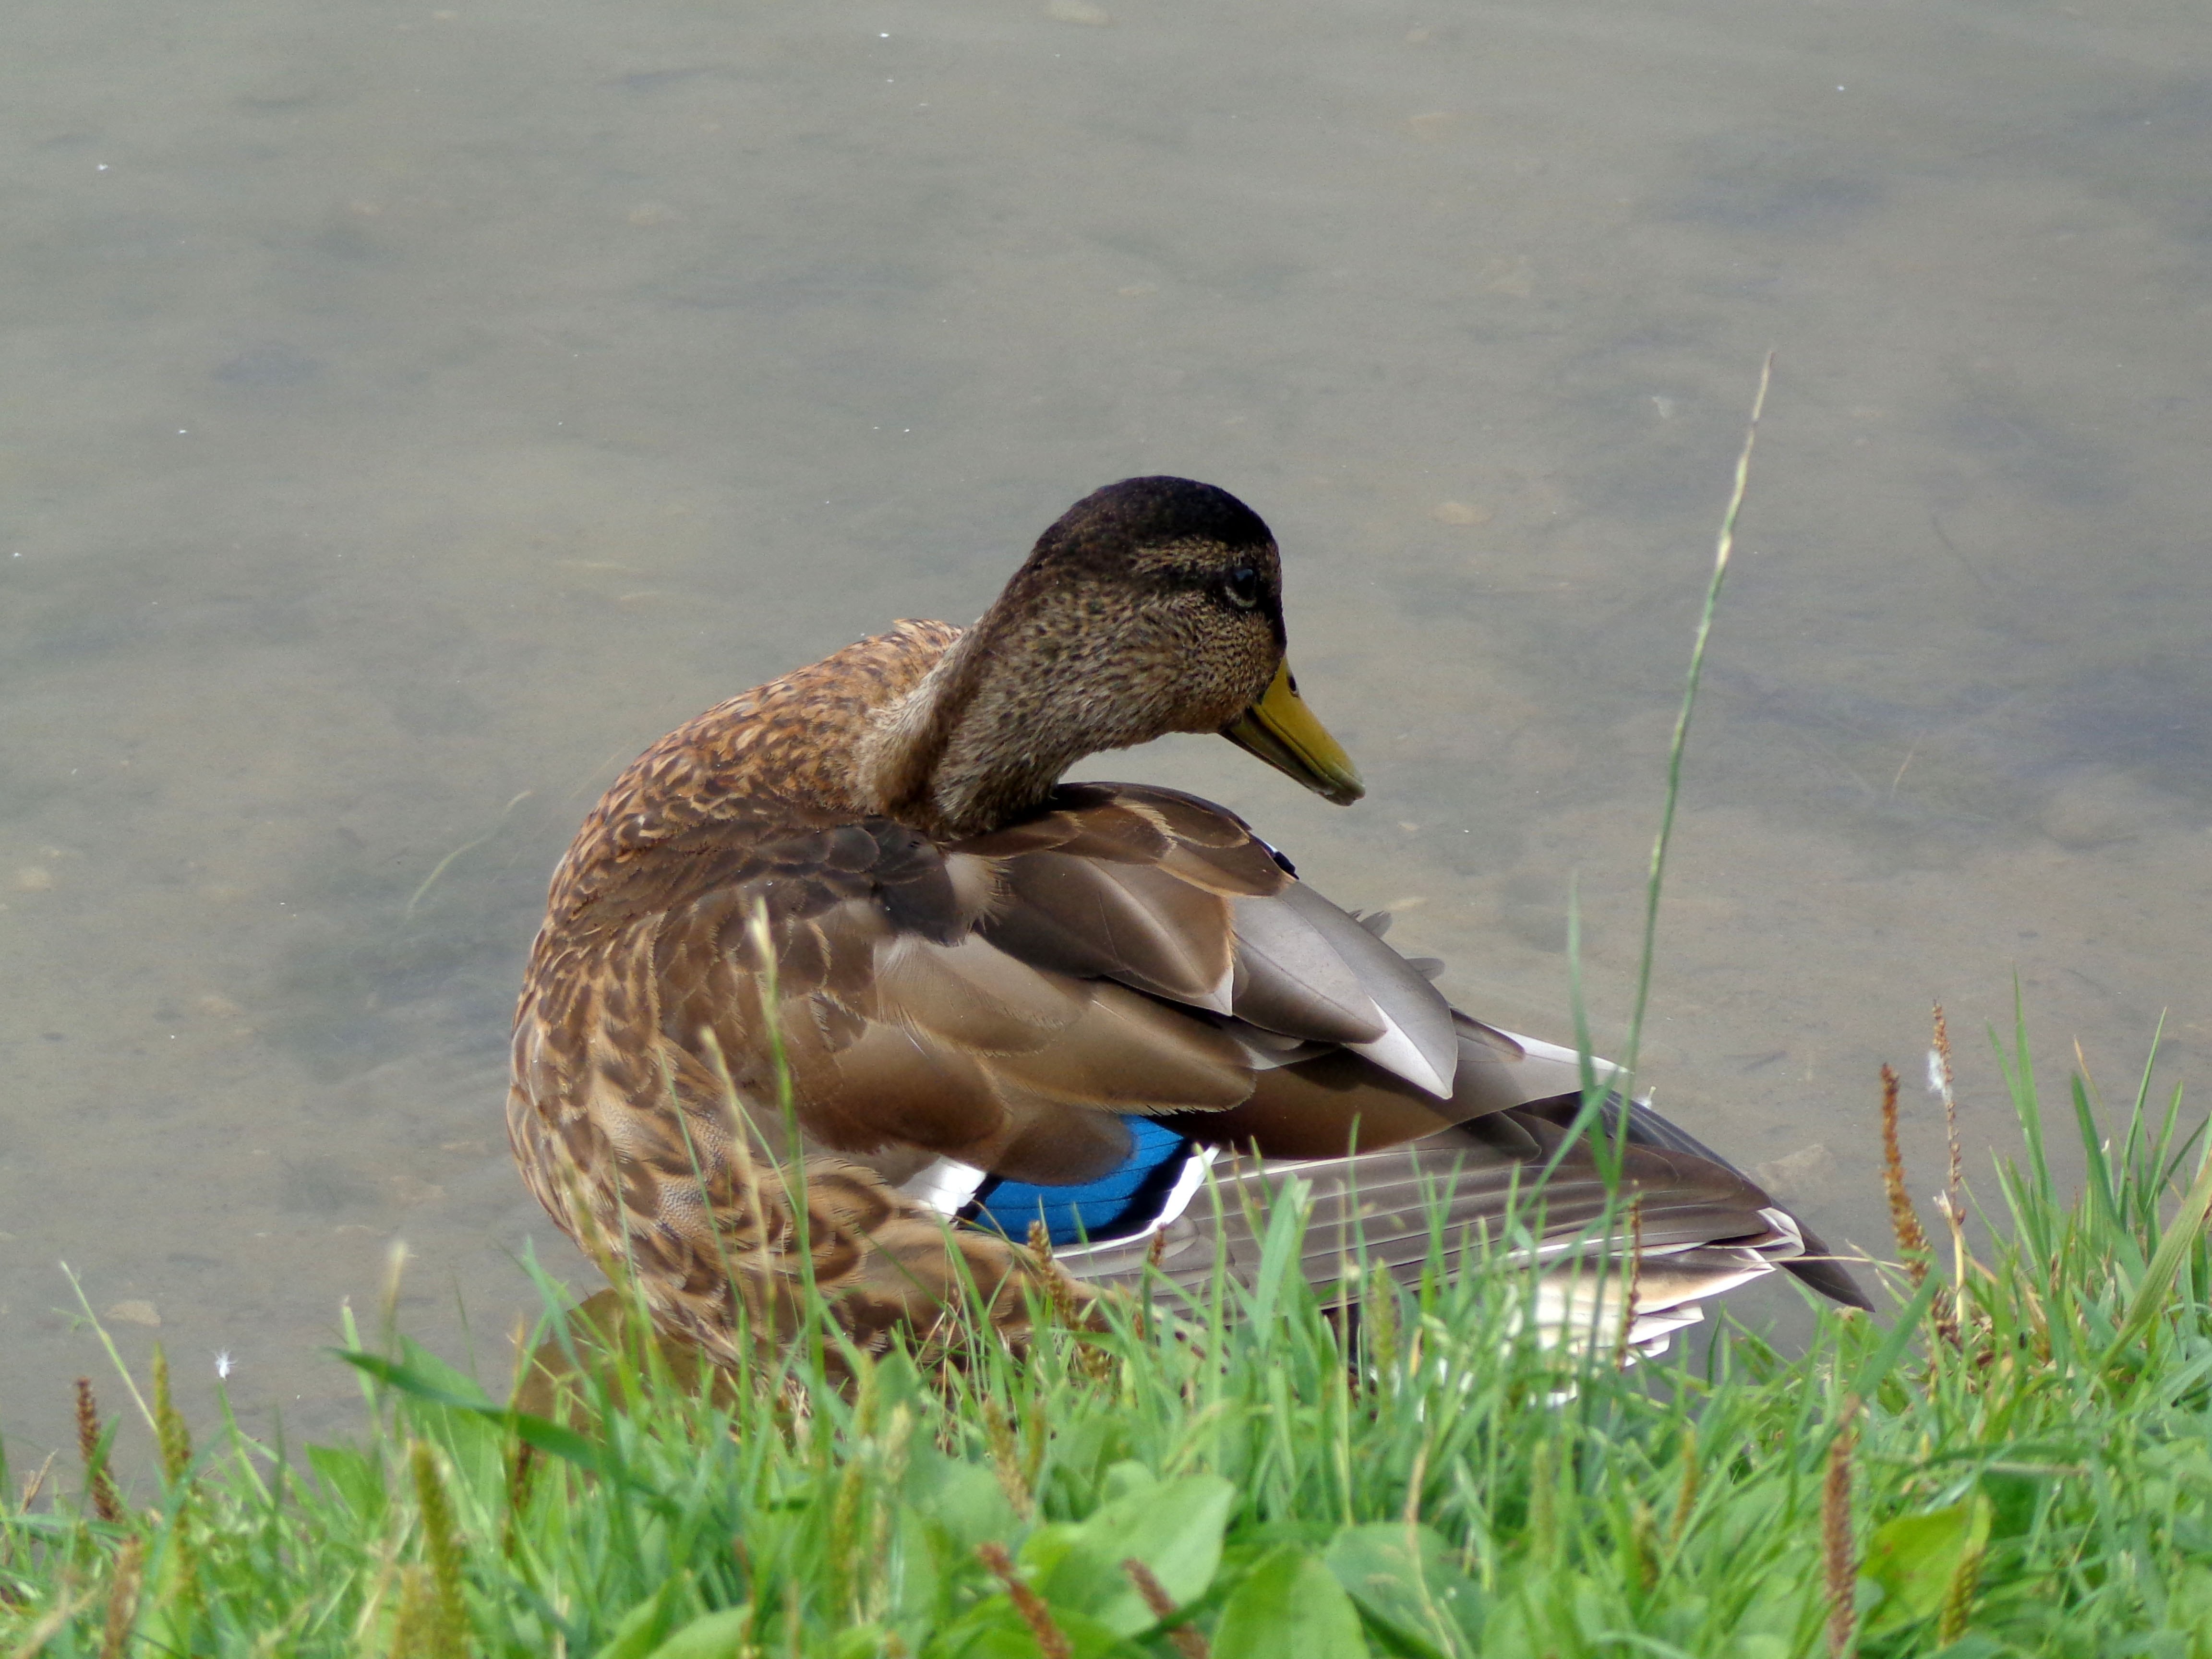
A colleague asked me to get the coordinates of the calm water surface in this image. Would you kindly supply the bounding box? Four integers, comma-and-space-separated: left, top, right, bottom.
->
5, 0, 2210, 1461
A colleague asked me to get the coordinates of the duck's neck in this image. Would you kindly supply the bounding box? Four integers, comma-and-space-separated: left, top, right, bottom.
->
859, 630, 1067, 838
862, 594, 1172, 838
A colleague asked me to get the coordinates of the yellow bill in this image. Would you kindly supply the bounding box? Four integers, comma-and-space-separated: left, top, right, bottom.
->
1220, 661, 1364, 805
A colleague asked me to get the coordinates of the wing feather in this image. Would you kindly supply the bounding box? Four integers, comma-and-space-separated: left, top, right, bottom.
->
1227, 890, 1390, 1045
985, 981, 1254, 1111
872, 934, 1086, 1053
981, 851, 1237, 1010
1055, 1112, 1803, 1307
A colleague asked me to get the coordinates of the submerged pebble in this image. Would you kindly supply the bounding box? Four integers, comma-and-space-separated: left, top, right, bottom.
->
1753, 1143, 1837, 1203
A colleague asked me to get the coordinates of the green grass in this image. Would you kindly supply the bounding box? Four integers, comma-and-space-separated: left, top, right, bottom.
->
14, 368, 2209, 1656
4, 1009, 2212, 1658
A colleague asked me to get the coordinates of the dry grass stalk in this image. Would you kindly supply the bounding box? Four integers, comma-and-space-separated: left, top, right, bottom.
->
74, 1379, 122, 1525
8, 1586, 97, 1659
980, 1399, 1035, 1522
1617, 1195, 1645, 1370
1123, 1557, 1209, 1658
408, 1440, 470, 1659
1879, 1065, 1932, 1276
1823, 1396, 1859, 1656
151, 1346, 192, 1484
379, 1238, 412, 1348
1932, 1002, 1961, 1208
1938, 1530, 1985, 1642
1025, 1218, 1113, 1379
1021, 1399, 1049, 1495
501, 1439, 538, 1561
1364, 1263, 1402, 1382
148, 1346, 204, 1630
97, 1537, 144, 1659
1629, 1498, 1660, 1590
18, 1450, 59, 1513
827, 1449, 869, 1622
1929, 1265, 1964, 1351
1403, 1440, 1429, 1528
1886, 1048, 1966, 1349
387, 1564, 435, 1659
1668, 1424, 1700, 1547
1931, 1004, 1972, 1336
504, 1310, 536, 1405
977, 1540, 1072, 1659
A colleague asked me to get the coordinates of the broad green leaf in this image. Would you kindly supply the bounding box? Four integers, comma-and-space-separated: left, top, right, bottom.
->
1025, 1473, 1235, 1635
1017, 1522, 1087, 1585
906, 1450, 1019, 1551
884, 1500, 969, 1630
1047, 1424, 1138, 1505
927, 1596, 1145, 1659
1860, 1499, 1990, 1635
1214, 1547, 1370, 1659
1043, 1608, 1149, 1659
1922, 1638, 2008, 1659
829, 1622, 893, 1659
390, 1335, 487, 1400
931, 1629, 1043, 1659
1097, 1459, 1158, 1505
644, 1606, 752, 1659
1978, 1464, 2056, 1540
1324, 1521, 1483, 1656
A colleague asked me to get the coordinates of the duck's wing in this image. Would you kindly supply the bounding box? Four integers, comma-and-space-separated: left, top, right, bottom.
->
950, 783, 1867, 1310
533, 798, 1253, 1192
548, 780, 1562, 1186
540, 782, 1862, 1311
955, 782, 1598, 1120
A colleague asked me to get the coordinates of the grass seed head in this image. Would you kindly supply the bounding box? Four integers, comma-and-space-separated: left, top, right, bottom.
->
72, 1378, 121, 1526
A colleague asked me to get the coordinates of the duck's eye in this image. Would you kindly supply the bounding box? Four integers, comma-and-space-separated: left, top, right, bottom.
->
1221, 566, 1262, 610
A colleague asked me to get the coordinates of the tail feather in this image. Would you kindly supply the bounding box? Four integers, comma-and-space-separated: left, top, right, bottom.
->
1052, 1094, 1866, 1358
1515, 1093, 1873, 1310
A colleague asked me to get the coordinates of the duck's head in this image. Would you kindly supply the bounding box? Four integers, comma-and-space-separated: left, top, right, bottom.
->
866, 476, 1364, 837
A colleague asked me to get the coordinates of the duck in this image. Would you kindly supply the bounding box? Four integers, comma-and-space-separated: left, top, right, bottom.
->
506, 475, 1868, 1372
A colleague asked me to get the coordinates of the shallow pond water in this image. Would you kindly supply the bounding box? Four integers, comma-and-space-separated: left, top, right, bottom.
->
3, 0, 2209, 1464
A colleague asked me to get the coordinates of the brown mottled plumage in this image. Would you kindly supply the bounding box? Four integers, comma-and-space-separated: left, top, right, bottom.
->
508, 477, 1865, 1372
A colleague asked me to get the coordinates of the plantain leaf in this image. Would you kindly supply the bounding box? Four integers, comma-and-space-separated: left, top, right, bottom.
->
1023, 1473, 1235, 1636
643, 1607, 754, 1659
1214, 1547, 1370, 1659
1325, 1521, 1482, 1657
1861, 1499, 1991, 1635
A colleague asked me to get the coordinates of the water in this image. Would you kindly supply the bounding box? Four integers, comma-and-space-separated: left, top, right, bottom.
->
4, 0, 2208, 1463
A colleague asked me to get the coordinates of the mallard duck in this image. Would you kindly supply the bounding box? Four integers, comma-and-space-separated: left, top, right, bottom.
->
507, 476, 1867, 1369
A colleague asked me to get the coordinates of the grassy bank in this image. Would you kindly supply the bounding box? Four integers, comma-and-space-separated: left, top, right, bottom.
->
3, 1008, 2210, 1658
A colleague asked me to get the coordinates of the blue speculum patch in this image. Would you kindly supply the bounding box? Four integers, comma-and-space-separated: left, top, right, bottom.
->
964, 1117, 1194, 1246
